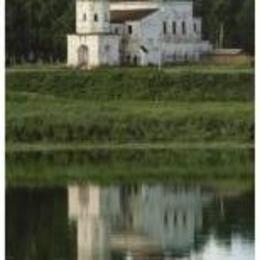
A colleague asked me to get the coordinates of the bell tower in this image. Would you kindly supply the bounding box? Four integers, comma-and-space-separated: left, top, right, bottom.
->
76, 0, 110, 34
67, 0, 120, 69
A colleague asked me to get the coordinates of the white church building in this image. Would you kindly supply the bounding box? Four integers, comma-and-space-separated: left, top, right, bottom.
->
67, 0, 212, 69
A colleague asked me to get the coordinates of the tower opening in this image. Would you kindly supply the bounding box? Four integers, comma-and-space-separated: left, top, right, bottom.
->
78, 45, 89, 67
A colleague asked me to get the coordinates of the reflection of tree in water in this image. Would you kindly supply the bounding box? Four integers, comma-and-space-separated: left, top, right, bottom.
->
201, 191, 254, 243
192, 190, 254, 255
6, 182, 254, 260
6, 187, 76, 260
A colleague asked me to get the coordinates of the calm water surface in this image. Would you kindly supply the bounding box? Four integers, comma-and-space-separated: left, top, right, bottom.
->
6, 183, 254, 260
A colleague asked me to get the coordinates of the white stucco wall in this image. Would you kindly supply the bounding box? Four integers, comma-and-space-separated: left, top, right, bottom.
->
112, 1, 211, 65
98, 34, 121, 66
67, 34, 99, 68
67, 34, 120, 68
111, 23, 125, 35
76, 0, 110, 34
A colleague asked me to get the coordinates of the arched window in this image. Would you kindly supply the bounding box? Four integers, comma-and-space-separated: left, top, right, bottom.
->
104, 45, 110, 63
78, 45, 89, 66
183, 212, 186, 225
163, 21, 167, 34
164, 212, 168, 226
174, 213, 178, 225
133, 55, 138, 65
83, 13, 87, 21
194, 23, 197, 33
128, 25, 132, 34
172, 21, 176, 35
182, 21, 186, 35
94, 13, 98, 22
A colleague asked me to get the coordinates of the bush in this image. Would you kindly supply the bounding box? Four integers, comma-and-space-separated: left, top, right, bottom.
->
6, 69, 254, 101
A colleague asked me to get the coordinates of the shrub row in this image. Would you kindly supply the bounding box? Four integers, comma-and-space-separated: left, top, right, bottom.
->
6, 69, 254, 101
6, 113, 253, 143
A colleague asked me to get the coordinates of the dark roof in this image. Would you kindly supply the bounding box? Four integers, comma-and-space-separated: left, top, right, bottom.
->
110, 9, 158, 23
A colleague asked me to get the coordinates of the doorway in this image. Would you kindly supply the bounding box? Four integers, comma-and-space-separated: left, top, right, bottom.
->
78, 45, 89, 67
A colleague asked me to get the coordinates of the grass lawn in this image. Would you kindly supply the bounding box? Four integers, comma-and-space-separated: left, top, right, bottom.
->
6, 91, 253, 145
6, 65, 254, 148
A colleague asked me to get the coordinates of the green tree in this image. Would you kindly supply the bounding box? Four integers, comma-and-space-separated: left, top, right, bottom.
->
237, 0, 255, 54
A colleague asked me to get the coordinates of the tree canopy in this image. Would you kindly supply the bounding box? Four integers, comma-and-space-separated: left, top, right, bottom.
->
193, 0, 254, 54
5, 0, 254, 65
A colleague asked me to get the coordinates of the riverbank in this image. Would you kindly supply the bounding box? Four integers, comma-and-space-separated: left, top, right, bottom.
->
6, 97, 253, 144
6, 67, 254, 145
6, 66, 254, 185
6, 147, 254, 186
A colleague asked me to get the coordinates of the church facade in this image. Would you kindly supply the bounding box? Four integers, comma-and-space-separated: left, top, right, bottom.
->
67, 0, 212, 69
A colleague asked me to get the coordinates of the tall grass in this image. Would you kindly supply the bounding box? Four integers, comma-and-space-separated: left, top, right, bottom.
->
6, 92, 254, 143
6, 68, 254, 144
6, 69, 254, 101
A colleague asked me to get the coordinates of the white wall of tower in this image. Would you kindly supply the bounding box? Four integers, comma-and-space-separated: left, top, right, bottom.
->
67, 34, 120, 68
76, 0, 110, 34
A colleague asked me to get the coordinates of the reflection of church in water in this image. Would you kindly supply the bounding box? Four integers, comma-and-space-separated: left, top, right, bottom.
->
68, 184, 213, 260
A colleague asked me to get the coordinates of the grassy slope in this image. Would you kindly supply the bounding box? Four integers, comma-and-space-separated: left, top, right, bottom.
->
6, 66, 254, 184
6, 92, 253, 144
6, 67, 254, 147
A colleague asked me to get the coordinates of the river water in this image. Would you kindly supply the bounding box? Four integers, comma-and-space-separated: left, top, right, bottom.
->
6, 182, 254, 260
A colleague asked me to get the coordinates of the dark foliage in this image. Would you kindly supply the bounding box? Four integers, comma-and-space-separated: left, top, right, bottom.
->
5, 0, 254, 65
